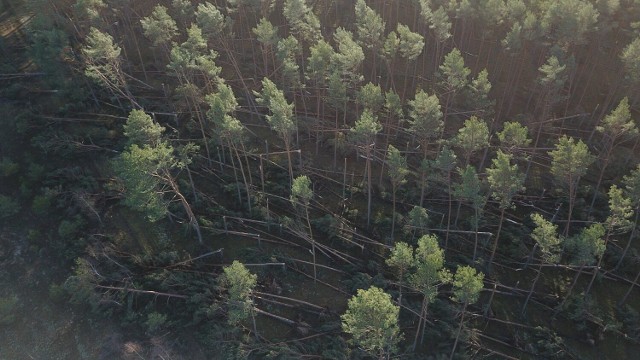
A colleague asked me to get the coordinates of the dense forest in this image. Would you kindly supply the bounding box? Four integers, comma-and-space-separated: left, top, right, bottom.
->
3, 0, 640, 358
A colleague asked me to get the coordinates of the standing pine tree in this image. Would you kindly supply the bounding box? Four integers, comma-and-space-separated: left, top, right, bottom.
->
487, 150, 525, 267
548, 136, 595, 236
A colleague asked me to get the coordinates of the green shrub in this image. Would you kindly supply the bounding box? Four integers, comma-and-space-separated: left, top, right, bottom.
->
0, 295, 19, 325
0, 195, 19, 219
145, 312, 168, 334
0, 157, 19, 177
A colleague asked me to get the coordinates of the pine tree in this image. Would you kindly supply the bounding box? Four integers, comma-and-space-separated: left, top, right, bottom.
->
433, 146, 458, 246
497, 121, 531, 157
82, 27, 137, 108
450, 265, 484, 359
522, 213, 562, 314
386, 242, 414, 305
386, 144, 408, 242
466, 69, 495, 119
341, 286, 402, 359
617, 165, 640, 269
549, 136, 595, 235
115, 113, 202, 243
584, 185, 633, 297
283, 0, 321, 44
558, 223, 605, 313
354, 0, 385, 78
195, 2, 229, 40
408, 90, 443, 160
454, 116, 489, 166
221, 261, 258, 330
439, 48, 470, 121
253, 17, 280, 75
333, 27, 365, 87
453, 165, 486, 261
589, 97, 638, 214
487, 150, 525, 266
350, 109, 382, 227
140, 5, 178, 49
255, 77, 297, 184
410, 234, 451, 350
357, 82, 384, 113
290, 175, 317, 281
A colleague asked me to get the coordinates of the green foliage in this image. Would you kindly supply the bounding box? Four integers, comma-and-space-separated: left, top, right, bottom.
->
64, 258, 99, 309
466, 69, 494, 115
74, 0, 105, 23
383, 30, 399, 60
385, 90, 403, 119
140, 5, 178, 47
256, 78, 296, 143
253, 18, 280, 48
221, 261, 257, 325
567, 223, 606, 265
0, 157, 19, 177
487, 150, 525, 209
386, 144, 408, 188
622, 37, 640, 83
530, 213, 562, 263
145, 312, 168, 334
404, 206, 430, 236
623, 164, 640, 207
408, 90, 443, 150
396, 24, 424, 61
350, 109, 382, 147
538, 56, 567, 90
439, 48, 470, 92
541, 0, 599, 46
114, 143, 178, 221
291, 175, 313, 207
333, 28, 365, 81
451, 266, 484, 304
341, 286, 402, 359
357, 82, 384, 113
454, 116, 489, 163
606, 185, 633, 231
433, 146, 458, 176
386, 242, 414, 282
549, 136, 595, 191
498, 121, 531, 153
0, 294, 19, 325
424, 5, 452, 43
123, 110, 165, 147
307, 40, 334, 83
454, 165, 485, 210
196, 2, 228, 38
355, 0, 385, 50
0, 195, 20, 220
597, 97, 638, 145
283, 0, 321, 43
411, 235, 451, 302
58, 215, 86, 239
82, 27, 122, 86
327, 70, 348, 109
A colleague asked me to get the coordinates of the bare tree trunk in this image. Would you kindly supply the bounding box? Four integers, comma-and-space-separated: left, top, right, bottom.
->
450, 302, 468, 360
615, 208, 639, 271
489, 208, 506, 268
522, 259, 543, 315
556, 264, 584, 315
619, 266, 640, 306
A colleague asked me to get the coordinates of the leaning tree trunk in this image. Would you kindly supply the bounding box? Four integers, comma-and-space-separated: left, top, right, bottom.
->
615, 207, 640, 271
450, 302, 468, 360
489, 208, 506, 268
522, 255, 543, 315
166, 172, 203, 244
